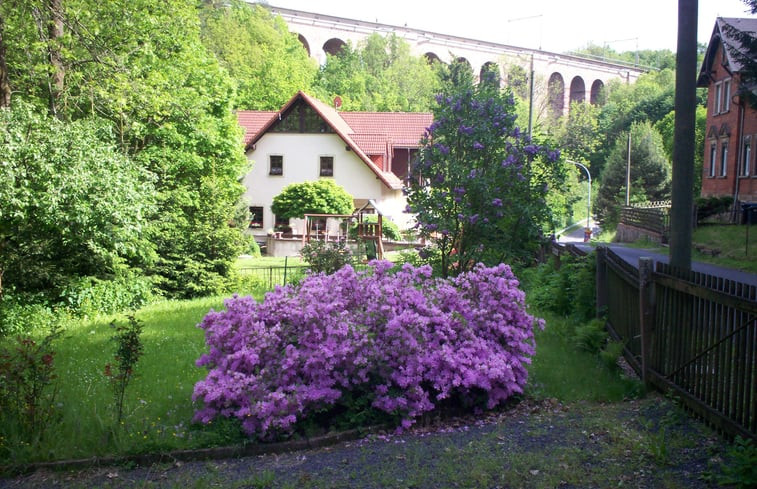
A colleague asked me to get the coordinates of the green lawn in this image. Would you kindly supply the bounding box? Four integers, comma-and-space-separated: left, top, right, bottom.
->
1, 294, 259, 468
691, 224, 757, 273
0, 260, 641, 471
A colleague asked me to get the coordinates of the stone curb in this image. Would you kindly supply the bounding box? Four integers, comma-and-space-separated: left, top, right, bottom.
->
2, 425, 387, 477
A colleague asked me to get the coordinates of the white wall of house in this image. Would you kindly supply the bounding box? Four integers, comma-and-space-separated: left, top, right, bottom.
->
242, 132, 410, 238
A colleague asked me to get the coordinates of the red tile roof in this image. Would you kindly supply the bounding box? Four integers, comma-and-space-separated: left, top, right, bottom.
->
341, 112, 432, 147
236, 91, 432, 190
237, 111, 276, 145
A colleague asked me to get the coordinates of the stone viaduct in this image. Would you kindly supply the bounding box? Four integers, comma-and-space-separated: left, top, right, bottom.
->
253, 3, 648, 117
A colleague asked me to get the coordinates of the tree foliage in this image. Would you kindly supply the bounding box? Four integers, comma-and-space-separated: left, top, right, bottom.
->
0, 0, 250, 299
591, 69, 676, 177
271, 180, 354, 220
573, 44, 677, 70
555, 101, 602, 172
406, 62, 563, 277
595, 121, 671, 226
654, 105, 707, 196
199, 0, 317, 110
313, 33, 440, 111
0, 101, 155, 295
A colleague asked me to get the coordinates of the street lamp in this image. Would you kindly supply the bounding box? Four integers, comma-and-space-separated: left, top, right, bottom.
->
567, 160, 592, 241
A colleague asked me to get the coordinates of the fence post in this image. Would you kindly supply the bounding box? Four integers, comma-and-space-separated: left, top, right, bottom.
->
595, 246, 608, 318
639, 257, 654, 388
553, 243, 561, 270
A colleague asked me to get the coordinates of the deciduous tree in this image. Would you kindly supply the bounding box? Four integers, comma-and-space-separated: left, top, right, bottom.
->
199, 0, 317, 110
313, 33, 439, 112
0, 102, 155, 296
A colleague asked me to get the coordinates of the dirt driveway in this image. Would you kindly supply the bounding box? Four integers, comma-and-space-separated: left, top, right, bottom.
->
0, 394, 728, 489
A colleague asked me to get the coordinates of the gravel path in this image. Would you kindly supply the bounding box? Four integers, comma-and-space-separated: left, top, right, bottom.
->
0, 394, 728, 489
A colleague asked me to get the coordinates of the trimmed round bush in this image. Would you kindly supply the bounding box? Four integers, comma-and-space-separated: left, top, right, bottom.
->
193, 261, 541, 439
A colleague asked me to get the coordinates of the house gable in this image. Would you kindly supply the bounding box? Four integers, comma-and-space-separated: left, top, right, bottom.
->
238, 91, 431, 190
269, 99, 336, 135
237, 91, 432, 236
698, 17, 757, 203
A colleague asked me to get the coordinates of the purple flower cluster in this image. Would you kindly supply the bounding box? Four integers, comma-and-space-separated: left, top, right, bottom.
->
193, 262, 540, 439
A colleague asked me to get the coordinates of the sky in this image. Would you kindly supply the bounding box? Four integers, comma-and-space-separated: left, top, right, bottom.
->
263, 0, 756, 53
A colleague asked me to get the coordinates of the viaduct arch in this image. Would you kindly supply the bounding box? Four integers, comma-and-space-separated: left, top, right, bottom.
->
252, 3, 646, 116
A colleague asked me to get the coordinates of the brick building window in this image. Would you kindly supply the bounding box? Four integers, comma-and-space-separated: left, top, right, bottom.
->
714, 79, 731, 114
709, 143, 717, 177
722, 79, 731, 113
720, 142, 728, 177
743, 138, 752, 176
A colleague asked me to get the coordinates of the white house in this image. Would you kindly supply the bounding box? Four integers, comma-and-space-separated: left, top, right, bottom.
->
237, 91, 432, 241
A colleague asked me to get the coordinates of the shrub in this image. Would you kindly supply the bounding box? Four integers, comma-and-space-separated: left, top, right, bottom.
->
300, 239, 353, 274
695, 195, 733, 222
520, 253, 595, 323
58, 272, 154, 317
193, 261, 540, 439
0, 291, 64, 337
0, 329, 61, 445
574, 318, 609, 354
714, 436, 757, 488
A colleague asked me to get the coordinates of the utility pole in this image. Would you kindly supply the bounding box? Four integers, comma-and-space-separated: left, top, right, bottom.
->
626, 132, 631, 206
528, 54, 534, 136
670, 0, 697, 271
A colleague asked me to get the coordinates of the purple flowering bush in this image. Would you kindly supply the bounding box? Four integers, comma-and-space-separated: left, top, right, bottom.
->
193, 261, 540, 439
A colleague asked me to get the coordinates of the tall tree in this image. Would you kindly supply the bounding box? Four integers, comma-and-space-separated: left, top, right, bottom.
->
655, 105, 706, 197
0, 2, 11, 108
555, 101, 602, 173
313, 33, 439, 112
594, 69, 675, 177
199, 0, 317, 110
1, 0, 250, 298
595, 122, 671, 226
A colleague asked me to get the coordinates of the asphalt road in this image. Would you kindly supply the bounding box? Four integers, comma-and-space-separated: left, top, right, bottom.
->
556, 219, 757, 287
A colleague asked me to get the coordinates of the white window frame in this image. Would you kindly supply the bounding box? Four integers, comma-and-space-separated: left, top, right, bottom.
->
743, 137, 752, 176
709, 142, 717, 177
714, 83, 722, 114
720, 141, 728, 177
722, 79, 731, 113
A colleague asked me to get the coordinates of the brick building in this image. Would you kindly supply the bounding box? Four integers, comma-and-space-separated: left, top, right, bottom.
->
697, 17, 757, 204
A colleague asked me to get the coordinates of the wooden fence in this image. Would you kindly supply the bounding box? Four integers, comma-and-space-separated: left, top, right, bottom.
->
619, 206, 671, 242
595, 246, 757, 439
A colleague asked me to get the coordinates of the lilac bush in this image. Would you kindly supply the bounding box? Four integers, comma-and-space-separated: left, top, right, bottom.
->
193, 261, 541, 439
406, 60, 565, 276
